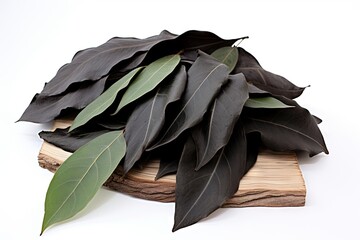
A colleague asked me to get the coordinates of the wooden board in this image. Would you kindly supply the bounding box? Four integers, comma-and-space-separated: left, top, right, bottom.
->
38, 119, 306, 207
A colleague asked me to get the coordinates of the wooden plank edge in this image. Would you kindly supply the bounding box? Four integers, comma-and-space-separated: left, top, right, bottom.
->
37, 141, 306, 208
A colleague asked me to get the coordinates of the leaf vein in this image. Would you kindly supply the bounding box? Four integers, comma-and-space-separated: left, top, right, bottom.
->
175, 150, 222, 229
44, 133, 121, 227
249, 117, 325, 150
161, 64, 224, 140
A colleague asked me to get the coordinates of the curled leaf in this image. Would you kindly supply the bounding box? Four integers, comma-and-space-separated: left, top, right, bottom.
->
39, 127, 110, 153
41, 31, 176, 96
234, 47, 305, 99
19, 77, 107, 123
144, 30, 239, 63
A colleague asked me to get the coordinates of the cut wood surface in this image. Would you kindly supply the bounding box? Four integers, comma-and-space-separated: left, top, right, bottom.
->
38, 119, 306, 207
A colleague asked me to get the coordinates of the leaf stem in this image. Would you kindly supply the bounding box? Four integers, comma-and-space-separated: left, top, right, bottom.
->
233, 36, 249, 47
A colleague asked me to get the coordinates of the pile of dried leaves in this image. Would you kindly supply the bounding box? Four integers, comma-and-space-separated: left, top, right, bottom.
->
19, 30, 328, 234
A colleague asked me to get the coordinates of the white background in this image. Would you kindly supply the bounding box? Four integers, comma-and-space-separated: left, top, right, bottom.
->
1, 0, 359, 239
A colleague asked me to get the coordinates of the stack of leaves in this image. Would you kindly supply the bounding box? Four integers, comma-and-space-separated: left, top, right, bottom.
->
19, 30, 328, 234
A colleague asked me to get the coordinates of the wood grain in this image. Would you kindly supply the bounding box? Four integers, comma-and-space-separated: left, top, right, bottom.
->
38, 120, 306, 207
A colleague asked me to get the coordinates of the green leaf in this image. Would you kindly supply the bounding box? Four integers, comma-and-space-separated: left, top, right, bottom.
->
41, 130, 126, 235
211, 46, 239, 72
113, 54, 181, 115
69, 67, 143, 131
244, 97, 294, 108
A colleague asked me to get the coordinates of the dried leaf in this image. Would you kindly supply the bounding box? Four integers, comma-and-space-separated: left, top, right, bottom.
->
155, 157, 179, 181
312, 115, 322, 124
123, 66, 187, 173
144, 30, 239, 64
149, 51, 229, 150
243, 104, 329, 156
173, 122, 247, 231
39, 127, 110, 152
41, 31, 176, 96
154, 136, 185, 180
18, 77, 107, 123
245, 132, 261, 173
192, 73, 249, 170
234, 47, 305, 99
247, 82, 269, 95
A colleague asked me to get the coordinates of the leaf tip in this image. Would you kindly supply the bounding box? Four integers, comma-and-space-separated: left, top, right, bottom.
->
68, 122, 81, 133
172, 223, 180, 232
233, 36, 249, 47
171, 220, 188, 232
194, 162, 203, 171
111, 103, 123, 116
68, 125, 75, 133
68, 118, 80, 132
40, 221, 48, 236
323, 146, 330, 155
